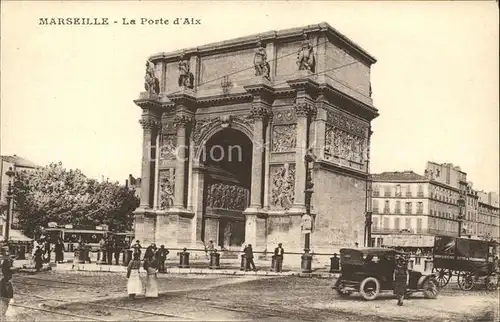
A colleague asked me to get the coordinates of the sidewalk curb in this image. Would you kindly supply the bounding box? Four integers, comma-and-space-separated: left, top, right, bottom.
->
52, 264, 340, 278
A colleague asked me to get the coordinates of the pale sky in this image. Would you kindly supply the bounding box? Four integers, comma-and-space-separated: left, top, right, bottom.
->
1, 1, 498, 192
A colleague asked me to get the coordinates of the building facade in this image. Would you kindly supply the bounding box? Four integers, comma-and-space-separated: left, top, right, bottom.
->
1, 155, 40, 239
133, 22, 379, 254
372, 162, 500, 249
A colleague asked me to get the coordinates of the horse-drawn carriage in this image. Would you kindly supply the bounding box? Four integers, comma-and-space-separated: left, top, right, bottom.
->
432, 236, 498, 291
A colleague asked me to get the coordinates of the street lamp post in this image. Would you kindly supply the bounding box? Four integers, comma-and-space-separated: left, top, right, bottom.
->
4, 167, 15, 244
457, 198, 465, 237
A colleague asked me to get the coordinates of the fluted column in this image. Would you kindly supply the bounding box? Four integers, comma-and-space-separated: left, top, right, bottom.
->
173, 115, 192, 209
139, 118, 158, 208
290, 101, 314, 211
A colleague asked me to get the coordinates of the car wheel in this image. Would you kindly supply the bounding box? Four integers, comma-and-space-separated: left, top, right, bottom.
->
359, 277, 380, 301
423, 278, 438, 299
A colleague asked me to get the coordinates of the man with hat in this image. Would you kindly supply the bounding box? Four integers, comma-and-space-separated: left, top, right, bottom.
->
393, 254, 409, 306
274, 243, 285, 273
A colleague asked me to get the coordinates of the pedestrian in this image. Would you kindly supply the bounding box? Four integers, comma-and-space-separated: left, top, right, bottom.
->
245, 244, 256, 271
143, 254, 158, 298
274, 243, 285, 272
126, 252, 143, 299
114, 239, 121, 265
0, 274, 14, 318
132, 240, 142, 259
393, 255, 409, 306
97, 236, 106, 263
1, 249, 15, 281
54, 237, 64, 264
106, 236, 114, 265
34, 246, 43, 272
155, 245, 169, 273
144, 243, 156, 260
44, 238, 52, 263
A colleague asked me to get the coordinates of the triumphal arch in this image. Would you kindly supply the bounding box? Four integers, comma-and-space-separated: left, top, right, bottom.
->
133, 22, 379, 255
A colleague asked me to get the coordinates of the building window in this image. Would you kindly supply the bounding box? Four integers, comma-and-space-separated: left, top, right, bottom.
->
372, 217, 378, 229
405, 202, 412, 215
406, 185, 412, 197
417, 185, 424, 197
384, 187, 391, 197
417, 218, 423, 232
405, 218, 411, 230
383, 217, 389, 229
417, 202, 423, 214
396, 184, 401, 197
373, 185, 380, 197
394, 217, 400, 230
372, 200, 379, 213
395, 200, 401, 214
384, 200, 390, 214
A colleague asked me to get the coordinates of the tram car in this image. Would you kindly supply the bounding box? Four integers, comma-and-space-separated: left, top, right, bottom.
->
432, 236, 498, 291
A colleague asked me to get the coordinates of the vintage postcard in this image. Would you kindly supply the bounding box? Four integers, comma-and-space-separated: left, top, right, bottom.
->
0, 1, 498, 321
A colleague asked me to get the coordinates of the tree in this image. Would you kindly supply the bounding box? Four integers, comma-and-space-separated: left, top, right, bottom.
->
13, 162, 139, 238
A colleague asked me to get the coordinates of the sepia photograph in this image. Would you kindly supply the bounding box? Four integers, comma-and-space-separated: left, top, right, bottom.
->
0, 1, 498, 321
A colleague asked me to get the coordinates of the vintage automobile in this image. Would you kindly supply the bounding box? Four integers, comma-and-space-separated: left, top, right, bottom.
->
332, 247, 439, 301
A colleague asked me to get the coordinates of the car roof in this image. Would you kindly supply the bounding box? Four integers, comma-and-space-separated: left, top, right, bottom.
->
340, 247, 405, 255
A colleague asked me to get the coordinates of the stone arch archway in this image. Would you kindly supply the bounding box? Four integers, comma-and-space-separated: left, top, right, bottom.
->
196, 127, 253, 249
192, 116, 254, 167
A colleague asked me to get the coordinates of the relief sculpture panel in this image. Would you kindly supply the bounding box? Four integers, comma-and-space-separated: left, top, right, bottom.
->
270, 163, 295, 210
159, 169, 175, 209
272, 124, 297, 152
325, 125, 366, 164
160, 135, 177, 160
206, 182, 249, 211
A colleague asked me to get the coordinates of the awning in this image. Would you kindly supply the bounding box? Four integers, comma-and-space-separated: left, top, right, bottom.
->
7, 230, 33, 242
382, 235, 435, 247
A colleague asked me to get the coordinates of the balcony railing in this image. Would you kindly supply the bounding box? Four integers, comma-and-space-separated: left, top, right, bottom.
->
417, 192, 424, 197
372, 227, 457, 236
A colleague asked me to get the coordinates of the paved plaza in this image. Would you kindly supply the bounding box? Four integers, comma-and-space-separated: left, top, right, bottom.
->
5, 271, 498, 321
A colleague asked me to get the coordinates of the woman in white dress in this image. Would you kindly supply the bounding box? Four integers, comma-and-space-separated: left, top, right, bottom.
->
143, 255, 158, 298
126, 253, 143, 299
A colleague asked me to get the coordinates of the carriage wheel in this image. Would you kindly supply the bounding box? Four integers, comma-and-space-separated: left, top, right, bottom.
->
457, 271, 475, 291
485, 274, 499, 291
435, 268, 452, 288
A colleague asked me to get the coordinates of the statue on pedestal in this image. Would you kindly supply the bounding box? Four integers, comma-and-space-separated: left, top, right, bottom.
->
297, 32, 315, 73
144, 60, 160, 96
178, 55, 194, 89
254, 40, 270, 79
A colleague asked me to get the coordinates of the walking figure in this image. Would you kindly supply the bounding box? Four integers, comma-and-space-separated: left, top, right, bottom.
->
143, 254, 159, 298
245, 244, 257, 271
393, 255, 409, 306
274, 243, 285, 272
0, 274, 14, 318
155, 245, 169, 273
126, 253, 143, 299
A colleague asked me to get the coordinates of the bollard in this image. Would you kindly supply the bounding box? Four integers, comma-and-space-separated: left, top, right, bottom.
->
271, 255, 276, 272
78, 248, 86, 264
301, 249, 313, 273
178, 248, 190, 268
330, 255, 340, 273
18, 245, 26, 260
209, 251, 221, 269
240, 254, 247, 271
122, 249, 133, 266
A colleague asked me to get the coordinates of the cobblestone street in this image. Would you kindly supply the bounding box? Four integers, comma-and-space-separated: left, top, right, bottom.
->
6, 271, 499, 321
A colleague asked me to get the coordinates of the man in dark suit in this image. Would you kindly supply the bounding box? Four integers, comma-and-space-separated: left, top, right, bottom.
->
155, 245, 169, 273
245, 244, 256, 271
274, 243, 285, 272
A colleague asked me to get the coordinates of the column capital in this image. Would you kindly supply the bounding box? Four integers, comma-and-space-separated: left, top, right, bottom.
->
250, 102, 273, 120
294, 101, 316, 118
173, 114, 194, 128
139, 118, 161, 130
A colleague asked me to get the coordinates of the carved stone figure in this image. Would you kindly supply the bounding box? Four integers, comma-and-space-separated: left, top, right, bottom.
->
159, 170, 175, 209
325, 126, 365, 164
254, 40, 270, 79
160, 135, 177, 160
178, 55, 194, 89
206, 182, 248, 210
144, 60, 160, 95
296, 33, 315, 73
271, 164, 295, 210
272, 124, 297, 152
